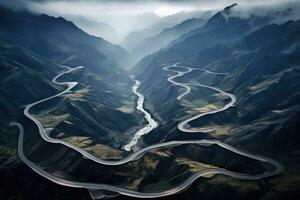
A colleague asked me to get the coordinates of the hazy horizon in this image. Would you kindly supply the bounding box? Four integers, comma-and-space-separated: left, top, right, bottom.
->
1, 0, 299, 43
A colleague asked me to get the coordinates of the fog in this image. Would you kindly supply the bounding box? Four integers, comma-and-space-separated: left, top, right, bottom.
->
230, 1, 300, 22
1, 0, 299, 43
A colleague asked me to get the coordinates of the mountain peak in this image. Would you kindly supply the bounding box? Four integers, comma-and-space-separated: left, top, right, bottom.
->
224, 3, 238, 14
206, 3, 238, 27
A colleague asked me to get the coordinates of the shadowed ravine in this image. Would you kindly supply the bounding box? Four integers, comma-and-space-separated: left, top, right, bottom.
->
10, 64, 284, 199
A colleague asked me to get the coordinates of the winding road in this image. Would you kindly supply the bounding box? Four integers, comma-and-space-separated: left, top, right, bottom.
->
23, 66, 158, 164
163, 63, 235, 133
10, 63, 284, 199
10, 122, 284, 199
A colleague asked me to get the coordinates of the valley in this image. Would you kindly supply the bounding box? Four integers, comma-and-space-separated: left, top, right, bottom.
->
124, 80, 158, 152
1, 1, 300, 200
9, 60, 284, 198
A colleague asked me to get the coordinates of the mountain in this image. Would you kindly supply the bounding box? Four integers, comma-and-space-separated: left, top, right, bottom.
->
65, 16, 119, 43
1, 3, 300, 200
0, 6, 131, 69
130, 4, 300, 199
160, 10, 215, 25
120, 20, 175, 52
0, 7, 148, 199
133, 3, 272, 76
0, 3, 149, 150
0, 37, 272, 197
131, 17, 208, 62
120, 10, 215, 52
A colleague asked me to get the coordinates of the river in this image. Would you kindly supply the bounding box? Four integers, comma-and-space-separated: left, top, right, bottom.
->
123, 80, 158, 151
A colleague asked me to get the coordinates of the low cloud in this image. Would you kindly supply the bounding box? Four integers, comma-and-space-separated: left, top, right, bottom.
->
230, 1, 300, 23
2, 0, 300, 13
1, 0, 299, 42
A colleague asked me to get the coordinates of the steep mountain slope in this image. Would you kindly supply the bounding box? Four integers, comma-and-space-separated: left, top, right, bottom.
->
0, 40, 142, 152
0, 39, 61, 130
0, 8, 147, 200
131, 17, 208, 62
65, 15, 119, 43
121, 10, 214, 53
182, 20, 300, 200
133, 4, 273, 77
150, 21, 300, 200
120, 21, 175, 52
0, 4, 149, 151
130, 4, 300, 199
0, 41, 275, 200
0, 6, 131, 69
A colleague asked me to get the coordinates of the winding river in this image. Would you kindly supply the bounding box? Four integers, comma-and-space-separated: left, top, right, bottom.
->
123, 80, 158, 151
10, 64, 284, 199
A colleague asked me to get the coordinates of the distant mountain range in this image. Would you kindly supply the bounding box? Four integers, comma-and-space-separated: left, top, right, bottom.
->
130, 17, 208, 62
121, 10, 215, 58
64, 15, 119, 43
120, 20, 175, 52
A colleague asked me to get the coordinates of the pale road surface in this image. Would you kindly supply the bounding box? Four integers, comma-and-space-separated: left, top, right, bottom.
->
11, 64, 284, 199
10, 122, 284, 199
163, 63, 235, 133
22, 66, 159, 165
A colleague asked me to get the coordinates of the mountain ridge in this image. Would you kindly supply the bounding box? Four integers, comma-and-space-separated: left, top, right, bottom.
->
0, 6, 132, 69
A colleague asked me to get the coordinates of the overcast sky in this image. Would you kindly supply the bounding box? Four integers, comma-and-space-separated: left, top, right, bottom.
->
3, 0, 299, 16
1, 0, 299, 41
